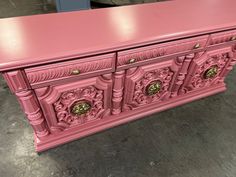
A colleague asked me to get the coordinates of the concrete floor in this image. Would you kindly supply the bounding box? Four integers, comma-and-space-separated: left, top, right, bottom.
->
0, 1, 236, 177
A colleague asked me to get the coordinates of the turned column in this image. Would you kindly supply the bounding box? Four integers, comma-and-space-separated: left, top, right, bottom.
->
3, 70, 50, 139
112, 71, 125, 115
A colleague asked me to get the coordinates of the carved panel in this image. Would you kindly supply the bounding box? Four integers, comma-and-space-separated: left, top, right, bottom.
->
25, 54, 115, 85
132, 67, 173, 105
35, 75, 112, 132
180, 46, 236, 94
123, 57, 183, 111
54, 86, 104, 126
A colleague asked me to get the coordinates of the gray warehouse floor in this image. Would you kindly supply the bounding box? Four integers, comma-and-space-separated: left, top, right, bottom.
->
0, 1, 236, 177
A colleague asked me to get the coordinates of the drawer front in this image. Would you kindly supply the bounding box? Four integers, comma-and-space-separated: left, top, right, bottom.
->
122, 53, 195, 111
117, 35, 209, 69
179, 45, 236, 95
25, 53, 115, 86
210, 29, 236, 46
34, 75, 112, 133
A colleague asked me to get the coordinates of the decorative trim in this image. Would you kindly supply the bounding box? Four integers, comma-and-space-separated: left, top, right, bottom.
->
26, 57, 113, 84
53, 86, 105, 126
117, 36, 208, 67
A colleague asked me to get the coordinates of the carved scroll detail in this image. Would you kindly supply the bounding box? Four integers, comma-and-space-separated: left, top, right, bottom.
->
132, 67, 174, 106
189, 53, 229, 89
16, 90, 50, 138
180, 49, 235, 95
53, 86, 105, 126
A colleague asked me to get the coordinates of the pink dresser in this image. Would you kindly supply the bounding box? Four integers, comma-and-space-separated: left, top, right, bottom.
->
1, 0, 236, 152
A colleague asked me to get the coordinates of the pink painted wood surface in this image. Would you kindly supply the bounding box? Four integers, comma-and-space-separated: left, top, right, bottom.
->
117, 35, 209, 69
2, 70, 30, 93
34, 74, 113, 133
25, 53, 115, 86
1, 0, 236, 152
123, 57, 180, 111
179, 45, 236, 94
1, 0, 236, 71
15, 90, 50, 139
35, 83, 227, 152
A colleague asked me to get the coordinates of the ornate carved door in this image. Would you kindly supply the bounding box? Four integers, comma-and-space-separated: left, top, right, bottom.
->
179, 46, 236, 95
122, 56, 188, 111
34, 74, 112, 133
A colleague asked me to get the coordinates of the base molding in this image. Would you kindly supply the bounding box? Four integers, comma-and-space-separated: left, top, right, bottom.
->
35, 83, 226, 152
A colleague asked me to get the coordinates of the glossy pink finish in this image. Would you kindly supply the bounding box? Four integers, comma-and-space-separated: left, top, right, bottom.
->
1, 0, 236, 71
1, 0, 236, 152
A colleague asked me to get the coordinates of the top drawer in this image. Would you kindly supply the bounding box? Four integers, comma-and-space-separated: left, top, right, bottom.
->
209, 29, 236, 46
117, 35, 209, 69
25, 53, 115, 86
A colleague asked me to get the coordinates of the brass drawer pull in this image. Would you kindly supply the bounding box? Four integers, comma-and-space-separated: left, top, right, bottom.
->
128, 58, 136, 64
71, 69, 80, 75
71, 102, 91, 115
193, 43, 201, 49
204, 66, 218, 79
146, 81, 162, 95
230, 36, 236, 41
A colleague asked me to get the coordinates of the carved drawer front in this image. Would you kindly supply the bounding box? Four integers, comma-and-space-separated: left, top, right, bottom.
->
34, 75, 113, 133
179, 45, 236, 94
122, 56, 188, 111
117, 35, 209, 70
25, 53, 115, 87
210, 29, 236, 46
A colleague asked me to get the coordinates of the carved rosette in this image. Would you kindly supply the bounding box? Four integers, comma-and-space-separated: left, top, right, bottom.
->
132, 67, 174, 105
189, 52, 229, 89
53, 86, 104, 126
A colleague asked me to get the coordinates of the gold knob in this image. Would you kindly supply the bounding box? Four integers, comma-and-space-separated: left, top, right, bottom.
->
204, 66, 218, 79
230, 36, 236, 41
128, 58, 136, 64
71, 69, 80, 75
146, 81, 162, 96
71, 102, 91, 115
193, 43, 201, 49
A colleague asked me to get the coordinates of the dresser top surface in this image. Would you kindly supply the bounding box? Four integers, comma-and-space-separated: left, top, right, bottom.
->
1, 0, 236, 71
